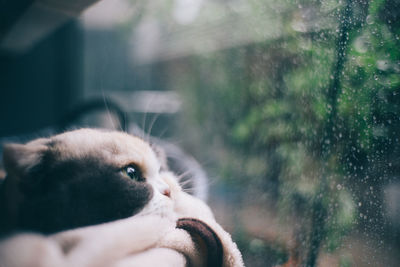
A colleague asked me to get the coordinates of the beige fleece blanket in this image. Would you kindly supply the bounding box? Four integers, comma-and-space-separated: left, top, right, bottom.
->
0, 173, 244, 267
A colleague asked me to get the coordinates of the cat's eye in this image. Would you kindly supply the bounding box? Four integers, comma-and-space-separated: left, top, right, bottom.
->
120, 165, 144, 181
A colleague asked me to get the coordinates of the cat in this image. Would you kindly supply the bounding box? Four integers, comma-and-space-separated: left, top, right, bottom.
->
0, 128, 246, 267
0, 128, 175, 235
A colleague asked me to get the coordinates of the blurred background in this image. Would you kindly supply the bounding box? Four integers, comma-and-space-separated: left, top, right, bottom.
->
1, 0, 400, 266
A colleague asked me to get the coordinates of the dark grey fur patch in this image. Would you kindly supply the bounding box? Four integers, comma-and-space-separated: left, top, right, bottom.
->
13, 150, 153, 234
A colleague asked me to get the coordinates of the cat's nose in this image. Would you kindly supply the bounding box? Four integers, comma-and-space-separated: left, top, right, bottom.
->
153, 179, 171, 198
163, 188, 171, 198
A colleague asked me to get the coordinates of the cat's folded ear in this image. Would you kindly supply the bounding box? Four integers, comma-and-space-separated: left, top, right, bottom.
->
0, 140, 48, 233
2, 139, 49, 176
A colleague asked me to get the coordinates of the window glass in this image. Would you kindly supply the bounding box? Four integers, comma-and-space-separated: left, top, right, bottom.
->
81, 0, 400, 266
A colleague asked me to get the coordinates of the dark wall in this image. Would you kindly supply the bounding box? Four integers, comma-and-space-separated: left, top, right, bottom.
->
0, 21, 83, 137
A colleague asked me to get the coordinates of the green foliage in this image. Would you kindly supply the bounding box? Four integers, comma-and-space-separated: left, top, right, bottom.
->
170, 0, 399, 264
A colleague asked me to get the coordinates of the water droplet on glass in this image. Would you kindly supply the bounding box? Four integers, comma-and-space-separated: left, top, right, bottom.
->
366, 15, 374, 25
377, 60, 389, 71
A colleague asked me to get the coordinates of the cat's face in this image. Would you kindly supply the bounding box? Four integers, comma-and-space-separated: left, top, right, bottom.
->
0, 129, 173, 234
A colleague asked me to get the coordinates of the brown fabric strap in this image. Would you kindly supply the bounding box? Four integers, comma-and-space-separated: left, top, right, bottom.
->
177, 218, 223, 267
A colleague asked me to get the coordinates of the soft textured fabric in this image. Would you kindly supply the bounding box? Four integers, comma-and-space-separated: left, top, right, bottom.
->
0, 173, 244, 267
159, 173, 244, 267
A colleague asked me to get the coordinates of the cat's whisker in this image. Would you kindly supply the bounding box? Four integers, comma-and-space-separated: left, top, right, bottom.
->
156, 127, 168, 140
200, 177, 217, 187
147, 113, 161, 140
141, 112, 148, 141
130, 122, 147, 141
178, 179, 194, 188
176, 170, 192, 181
182, 187, 199, 194
185, 177, 215, 191
142, 92, 159, 144
123, 112, 127, 133
102, 92, 118, 131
